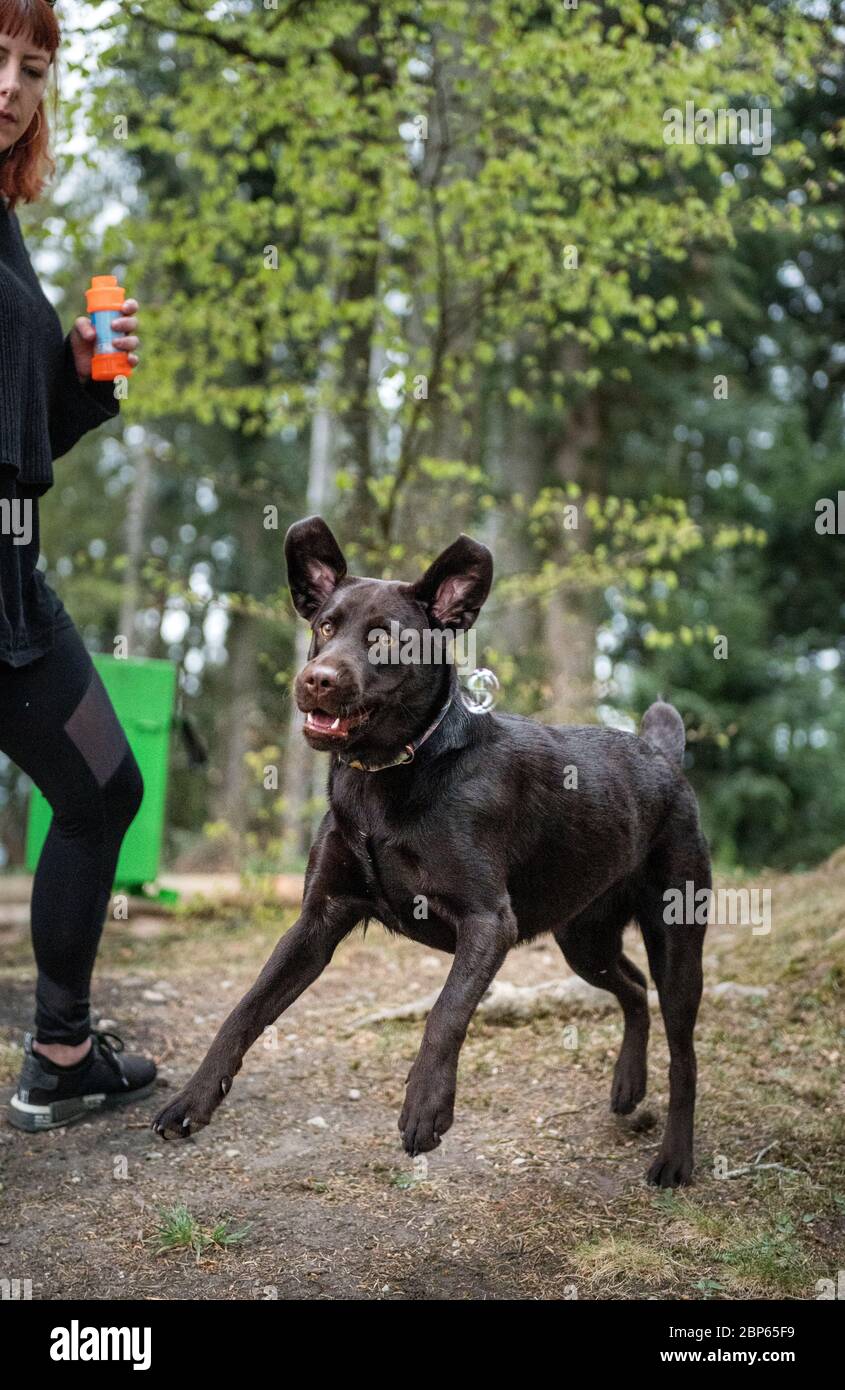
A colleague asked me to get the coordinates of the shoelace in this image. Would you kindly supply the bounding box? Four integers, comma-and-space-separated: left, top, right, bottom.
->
91, 1029, 128, 1085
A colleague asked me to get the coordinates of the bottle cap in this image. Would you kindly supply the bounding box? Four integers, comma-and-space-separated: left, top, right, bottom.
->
85, 275, 126, 311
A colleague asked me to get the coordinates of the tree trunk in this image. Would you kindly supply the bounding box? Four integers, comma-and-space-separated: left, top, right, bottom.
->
543, 350, 603, 722
279, 355, 335, 864
216, 603, 259, 841
482, 380, 544, 659
118, 442, 154, 656
212, 430, 273, 844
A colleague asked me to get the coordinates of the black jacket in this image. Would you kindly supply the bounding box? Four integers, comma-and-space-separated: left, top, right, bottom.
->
0, 194, 120, 666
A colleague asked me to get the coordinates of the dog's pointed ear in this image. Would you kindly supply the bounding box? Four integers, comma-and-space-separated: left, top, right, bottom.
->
406, 534, 493, 630
285, 516, 348, 620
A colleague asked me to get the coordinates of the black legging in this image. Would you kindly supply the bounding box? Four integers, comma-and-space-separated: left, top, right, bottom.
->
0, 607, 143, 1044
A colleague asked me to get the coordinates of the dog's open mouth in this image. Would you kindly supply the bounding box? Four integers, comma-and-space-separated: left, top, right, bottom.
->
303, 707, 370, 740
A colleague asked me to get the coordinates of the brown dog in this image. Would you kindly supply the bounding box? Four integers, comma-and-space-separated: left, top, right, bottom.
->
153, 517, 710, 1186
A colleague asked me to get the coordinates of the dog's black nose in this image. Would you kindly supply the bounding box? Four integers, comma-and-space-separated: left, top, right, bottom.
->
304, 663, 341, 696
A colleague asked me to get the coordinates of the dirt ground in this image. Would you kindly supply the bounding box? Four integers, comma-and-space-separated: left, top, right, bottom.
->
0, 856, 843, 1301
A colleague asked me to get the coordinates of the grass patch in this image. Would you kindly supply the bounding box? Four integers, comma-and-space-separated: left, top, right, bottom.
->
713, 1214, 810, 1295
149, 1204, 252, 1264
570, 1235, 680, 1290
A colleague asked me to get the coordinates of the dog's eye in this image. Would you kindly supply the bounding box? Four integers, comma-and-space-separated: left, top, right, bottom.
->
319, 620, 334, 638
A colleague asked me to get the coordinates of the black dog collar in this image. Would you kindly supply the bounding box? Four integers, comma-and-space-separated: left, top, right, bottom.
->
338, 693, 454, 773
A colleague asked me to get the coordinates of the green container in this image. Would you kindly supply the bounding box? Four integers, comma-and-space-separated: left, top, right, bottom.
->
26, 654, 177, 892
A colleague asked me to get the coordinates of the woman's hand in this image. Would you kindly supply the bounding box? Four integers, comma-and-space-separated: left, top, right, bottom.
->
69, 298, 141, 383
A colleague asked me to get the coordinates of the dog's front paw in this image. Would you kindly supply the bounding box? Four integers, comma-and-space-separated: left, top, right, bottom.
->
646, 1147, 693, 1188
151, 1073, 232, 1140
399, 1061, 456, 1156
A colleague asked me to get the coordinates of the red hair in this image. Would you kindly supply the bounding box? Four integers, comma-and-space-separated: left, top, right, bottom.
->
0, 0, 60, 209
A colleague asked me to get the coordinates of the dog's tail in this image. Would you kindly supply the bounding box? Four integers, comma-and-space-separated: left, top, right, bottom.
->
640, 700, 685, 767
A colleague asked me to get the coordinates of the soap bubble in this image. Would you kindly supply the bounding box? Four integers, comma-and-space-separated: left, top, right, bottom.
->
461, 667, 500, 713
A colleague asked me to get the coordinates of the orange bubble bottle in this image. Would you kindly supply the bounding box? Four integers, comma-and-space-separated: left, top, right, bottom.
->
85, 275, 133, 382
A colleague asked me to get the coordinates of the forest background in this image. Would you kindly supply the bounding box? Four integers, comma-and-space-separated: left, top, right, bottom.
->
3, 0, 843, 877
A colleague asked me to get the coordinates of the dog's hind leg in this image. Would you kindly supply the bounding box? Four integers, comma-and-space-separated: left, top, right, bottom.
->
617, 953, 648, 991
636, 834, 710, 1188
553, 904, 650, 1116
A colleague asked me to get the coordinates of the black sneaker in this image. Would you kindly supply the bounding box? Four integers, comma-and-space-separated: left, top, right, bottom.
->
8, 1029, 157, 1132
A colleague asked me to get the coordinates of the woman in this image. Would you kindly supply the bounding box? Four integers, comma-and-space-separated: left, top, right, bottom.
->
1, 0, 156, 1130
